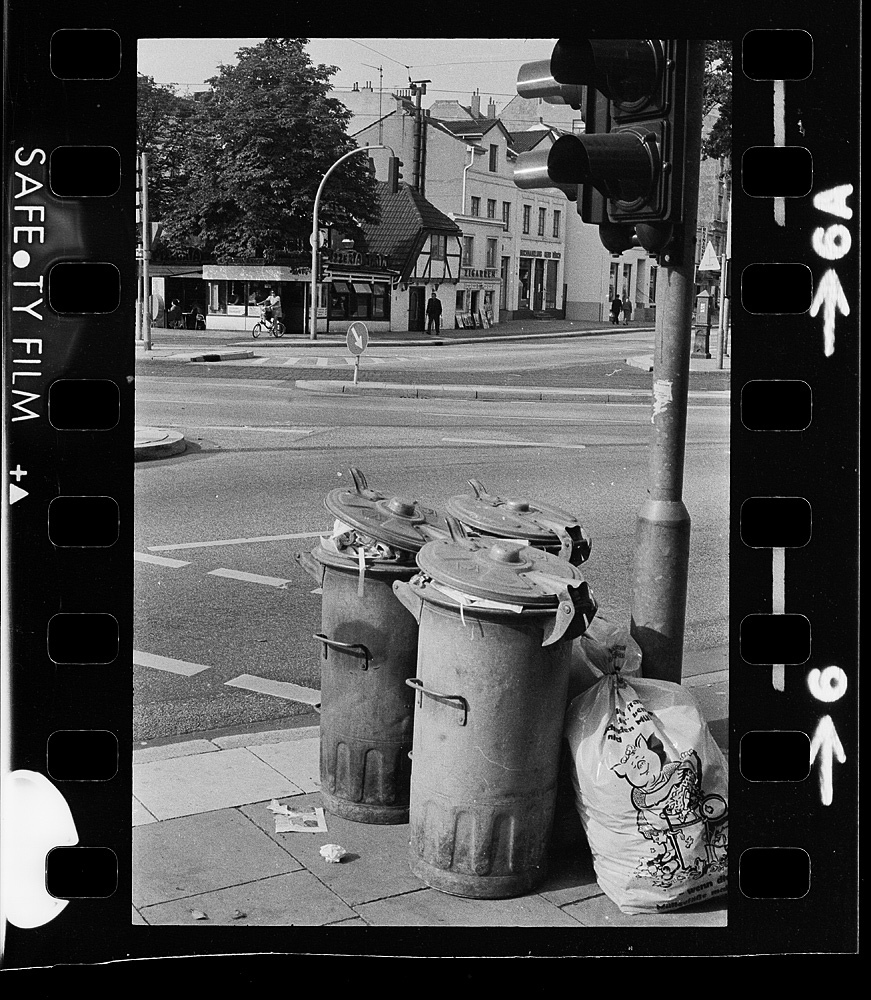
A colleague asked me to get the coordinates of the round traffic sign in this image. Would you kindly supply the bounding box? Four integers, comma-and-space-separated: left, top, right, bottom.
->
347, 322, 369, 355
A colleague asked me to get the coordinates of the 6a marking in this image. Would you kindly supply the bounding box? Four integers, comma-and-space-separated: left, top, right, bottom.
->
809, 184, 853, 356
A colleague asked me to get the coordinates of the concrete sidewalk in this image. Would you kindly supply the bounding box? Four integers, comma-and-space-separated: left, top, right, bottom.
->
133, 646, 728, 929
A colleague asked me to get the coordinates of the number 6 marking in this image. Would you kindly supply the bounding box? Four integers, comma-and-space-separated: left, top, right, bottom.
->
807, 665, 847, 703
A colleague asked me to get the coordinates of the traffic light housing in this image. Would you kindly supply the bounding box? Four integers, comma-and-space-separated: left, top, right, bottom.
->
388, 156, 404, 193
513, 39, 690, 255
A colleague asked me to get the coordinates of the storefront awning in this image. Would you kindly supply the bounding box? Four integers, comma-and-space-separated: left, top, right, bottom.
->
332, 281, 352, 294
351, 282, 372, 295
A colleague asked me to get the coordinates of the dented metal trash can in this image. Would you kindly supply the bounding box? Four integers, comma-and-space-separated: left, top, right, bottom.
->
446, 479, 592, 565
394, 536, 597, 897
294, 468, 449, 824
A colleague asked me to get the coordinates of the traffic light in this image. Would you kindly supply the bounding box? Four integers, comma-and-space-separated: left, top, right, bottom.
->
388, 156, 404, 193
513, 40, 690, 255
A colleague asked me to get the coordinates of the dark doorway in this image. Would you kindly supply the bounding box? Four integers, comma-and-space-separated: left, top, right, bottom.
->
408, 287, 425, 331
282, 283, 306, 333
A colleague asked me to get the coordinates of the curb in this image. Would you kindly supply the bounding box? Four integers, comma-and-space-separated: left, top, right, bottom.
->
134, 426, 187, 461
293, 380, 730, 405
136, 348, 256, 363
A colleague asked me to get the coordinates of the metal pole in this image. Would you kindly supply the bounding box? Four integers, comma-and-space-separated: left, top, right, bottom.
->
310, 144, 393, 341
141, 152, 152, 351
630, 40, 706, 684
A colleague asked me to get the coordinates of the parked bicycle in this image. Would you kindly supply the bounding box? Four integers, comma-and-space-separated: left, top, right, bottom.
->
252, 303, 286, 338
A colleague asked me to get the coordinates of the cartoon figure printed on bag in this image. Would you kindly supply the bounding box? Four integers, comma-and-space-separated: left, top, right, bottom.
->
612, 732, 728, 885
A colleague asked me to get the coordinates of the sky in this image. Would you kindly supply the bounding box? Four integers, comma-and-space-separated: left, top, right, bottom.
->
137, 38, 559, 112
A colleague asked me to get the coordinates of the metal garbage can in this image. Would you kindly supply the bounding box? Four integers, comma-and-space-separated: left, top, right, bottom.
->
294, 468, 451, 824
393, 535, 598, 898
446, 479, 592, 565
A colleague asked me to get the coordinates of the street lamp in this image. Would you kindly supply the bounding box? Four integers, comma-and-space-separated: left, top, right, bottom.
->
310, 143, 394, 341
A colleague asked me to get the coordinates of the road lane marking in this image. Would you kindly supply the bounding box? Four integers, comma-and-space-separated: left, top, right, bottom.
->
134, 651, 212, 676
442, 437, 587, 450
134, 552, 191, 568
315, 357, 330, 367
683, 669, 729, 688
208, 568, 292, 587
149, 530, 330, 552
281, 357, 303, 366
225, 674, 321, 705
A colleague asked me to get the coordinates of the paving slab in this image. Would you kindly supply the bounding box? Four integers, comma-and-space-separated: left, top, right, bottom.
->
563, 891, 727, 927
241, 793, 424, 907
139, 869, 357, 926
247, 737, 321, 793
134, 746, 305, 820
132, 808, 303, 908
132, 906, 147, 925
133, 739, 219, 764
354, 886, 584, 927
133, 796, 158, 827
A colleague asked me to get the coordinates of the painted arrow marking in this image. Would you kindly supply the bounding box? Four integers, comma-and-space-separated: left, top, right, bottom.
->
9, 484, 28, 504
809, 714, 845, 806
772, 547, 786, 691
809, 269, 849, 357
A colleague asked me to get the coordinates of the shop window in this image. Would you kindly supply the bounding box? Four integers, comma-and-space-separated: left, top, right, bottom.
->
207, 282, 226, 315
489, 144, 498, 172
456, 289, 465, 311
487, 199, 496, 219
522, 205, 531, 234
329, 280, 390, 321
538, 207, 546, 236
470, 196, 480, 217
247, 281, 271, 315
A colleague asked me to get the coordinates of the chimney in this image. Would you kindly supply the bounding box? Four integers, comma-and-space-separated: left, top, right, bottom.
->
352, 82, 359, 92
470, 90, 481, 117
487, 98, 497, 119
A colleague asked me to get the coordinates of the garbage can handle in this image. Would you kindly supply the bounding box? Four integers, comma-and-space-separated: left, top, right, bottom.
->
349, 467, 369, 493
405, 677, 468, 726
314, 633, 371, 671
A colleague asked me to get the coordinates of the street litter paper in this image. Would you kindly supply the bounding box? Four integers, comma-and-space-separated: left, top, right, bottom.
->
268, 800, 328, 833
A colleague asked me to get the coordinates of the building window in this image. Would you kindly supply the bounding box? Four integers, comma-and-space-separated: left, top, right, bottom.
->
486, 238, 497, 269
470, 196, 480, 217
489, 144, 498, 172
462, 236, 474, 267
329, 280, 390, 321
430, 233, 446, 260
456, 289, 465, 311
522, 204, 531, 234
487, 198, 496, 219
553, 210, 561, 238
538, 207, 546, 236
502, 201, 511, 228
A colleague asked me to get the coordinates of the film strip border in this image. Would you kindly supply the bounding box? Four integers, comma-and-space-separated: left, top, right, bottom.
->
3, 27, 131, 937
730, 27, 858, 940
1, 15, 860, 963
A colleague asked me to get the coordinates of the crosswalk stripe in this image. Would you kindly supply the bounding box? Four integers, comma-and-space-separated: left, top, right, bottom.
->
208, 568, 291, 587
149, 530, 329, 552
315, 357, 330, 367
225, 673, 321, 704
135, 551, 190, 568
134, 650, 212, 676
281, 357, 303, 366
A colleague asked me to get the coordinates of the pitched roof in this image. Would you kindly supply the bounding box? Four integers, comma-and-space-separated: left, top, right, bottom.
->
360, 182, 461, 276
508, 130, 552, 153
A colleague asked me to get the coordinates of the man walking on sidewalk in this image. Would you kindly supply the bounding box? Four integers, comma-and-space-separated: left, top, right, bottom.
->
426, 290, 442, 335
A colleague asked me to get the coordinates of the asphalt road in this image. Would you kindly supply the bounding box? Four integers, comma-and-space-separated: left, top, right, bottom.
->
134, 371, 729, 744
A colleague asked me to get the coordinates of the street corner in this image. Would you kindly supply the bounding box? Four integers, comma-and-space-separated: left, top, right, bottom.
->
134, 426, 187, 461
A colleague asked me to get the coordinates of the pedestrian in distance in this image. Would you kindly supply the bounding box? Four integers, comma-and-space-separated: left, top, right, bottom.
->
622, 297, 633, 325
426, 290, 442, 335
610, 294, 622, 325
167, 298, 184, 329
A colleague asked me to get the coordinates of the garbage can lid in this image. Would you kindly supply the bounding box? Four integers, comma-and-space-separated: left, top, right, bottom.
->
445, 480, 591, 562
416, 536, 589, 607
324, 467, 450, 553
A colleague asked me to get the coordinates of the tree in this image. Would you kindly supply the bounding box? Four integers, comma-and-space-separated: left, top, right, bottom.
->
160, 38, 379, 260
702, 40, 732, 164
136, 75, 195, 222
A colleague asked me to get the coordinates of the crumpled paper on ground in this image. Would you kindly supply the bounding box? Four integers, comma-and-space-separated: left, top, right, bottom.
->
319, 843, 347, 863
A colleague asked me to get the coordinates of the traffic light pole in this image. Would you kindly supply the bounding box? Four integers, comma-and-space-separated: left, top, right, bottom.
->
630, 40, 706, 683
310, 144, 393, 341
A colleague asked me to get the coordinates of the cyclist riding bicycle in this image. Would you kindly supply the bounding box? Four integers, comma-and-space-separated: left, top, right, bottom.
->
258, 288, 283, 327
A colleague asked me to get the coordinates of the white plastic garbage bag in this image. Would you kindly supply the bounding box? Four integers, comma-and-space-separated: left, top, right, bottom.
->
566, 610, 642, 702
564, 667, 728, 915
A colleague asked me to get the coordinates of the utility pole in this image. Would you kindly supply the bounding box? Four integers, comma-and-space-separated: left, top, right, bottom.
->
716, 163, 732, 369
310, 143, 394, 341
140, 152, 152, 351
629, 40, 706, 683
